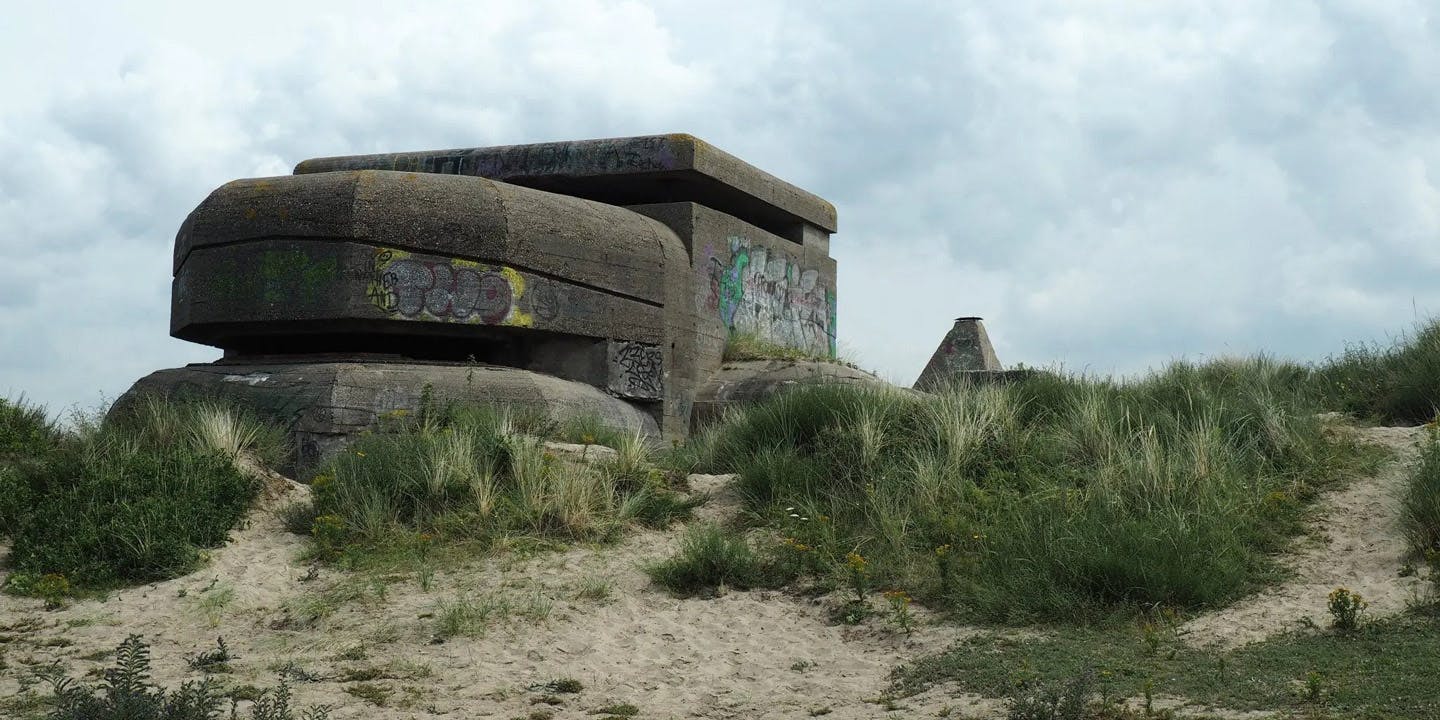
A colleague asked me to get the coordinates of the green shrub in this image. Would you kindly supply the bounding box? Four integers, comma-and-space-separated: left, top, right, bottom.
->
645, 524, 795, 595
690, 358, 1368, 622
7, 438, 255, 588
1313, 318, 1440, 424
4, 397, 280, 590
0, 396, 56, 460
1401, 432, 1440, 560
38, 634, 329, 719
0, 462, 31, 538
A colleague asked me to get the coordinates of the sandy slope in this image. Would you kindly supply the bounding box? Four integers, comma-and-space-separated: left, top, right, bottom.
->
0, 472, 996, 719
2, 424, 1430, 718
1180, 424, 1432, 649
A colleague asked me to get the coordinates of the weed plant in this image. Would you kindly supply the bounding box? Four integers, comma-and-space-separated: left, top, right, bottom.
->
37, 634, 329, 719
1006, 672, 1092, 720
687, 358, 1370, 622
3, 395, 283, 591
1312, 318, 1440, 424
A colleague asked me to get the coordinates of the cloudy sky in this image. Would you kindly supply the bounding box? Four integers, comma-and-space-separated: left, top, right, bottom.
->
2, 0, 1438, 415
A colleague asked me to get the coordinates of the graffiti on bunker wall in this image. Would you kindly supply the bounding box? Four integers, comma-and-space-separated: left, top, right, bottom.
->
367, 248, 546, 327
607, 341, 663, 400
703, 236, 836, 358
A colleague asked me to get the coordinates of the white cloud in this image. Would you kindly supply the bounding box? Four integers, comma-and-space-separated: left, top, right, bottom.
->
1, 0, 1438, 414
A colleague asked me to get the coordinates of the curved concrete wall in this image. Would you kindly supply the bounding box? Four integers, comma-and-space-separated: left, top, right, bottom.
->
172, 170, 685, 350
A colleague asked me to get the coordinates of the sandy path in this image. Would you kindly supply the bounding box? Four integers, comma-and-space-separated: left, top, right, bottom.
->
1180, 425, 1432, 649
0, 473, 997, 719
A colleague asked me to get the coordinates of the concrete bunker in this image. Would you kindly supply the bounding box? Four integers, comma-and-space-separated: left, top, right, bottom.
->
120, 134, 858, 471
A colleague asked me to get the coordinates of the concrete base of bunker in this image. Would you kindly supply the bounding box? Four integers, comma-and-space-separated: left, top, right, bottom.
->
691, 360, 887, 429
115, 361, 660, 476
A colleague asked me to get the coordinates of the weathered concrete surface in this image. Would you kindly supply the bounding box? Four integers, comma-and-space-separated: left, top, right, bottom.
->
125, 134, 844, 453
293, 134, 837, 242
630, 202, 838, 376
691, 360, 886, 428
913, 317, 1004, 392
116, 362, 658, 475
173, 171, 682, 350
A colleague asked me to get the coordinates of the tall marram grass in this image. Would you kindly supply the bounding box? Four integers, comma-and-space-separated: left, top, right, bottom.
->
687, 358, 1370, 623
304, 405, 694, 562
1313, 318, 1440, 424
2, 395, 285, 590
1402, 429, 1440, 561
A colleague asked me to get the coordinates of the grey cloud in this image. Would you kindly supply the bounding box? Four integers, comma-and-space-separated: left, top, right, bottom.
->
1, 0, 1438, 411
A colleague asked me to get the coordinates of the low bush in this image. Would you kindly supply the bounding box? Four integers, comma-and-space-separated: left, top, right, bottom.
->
4, 396, 281, 591
690, 357, 1370, 622
0, 397, 57, 536
1312, 318, 1440, 424
1006, 672, 1093, 720
0, 395, 56, 460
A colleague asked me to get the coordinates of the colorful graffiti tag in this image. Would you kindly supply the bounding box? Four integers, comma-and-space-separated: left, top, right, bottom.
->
367, 249, 535, 327
703, 236, 836, 358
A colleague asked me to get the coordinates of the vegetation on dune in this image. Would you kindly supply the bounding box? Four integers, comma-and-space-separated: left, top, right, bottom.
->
0, 395, 58, 461
2, 321, 1437, 717
671, 357, 1377, 623
644, 523, 802, 595
28, 634, 329, 720
1312, 317, 1440, 425
1, 395, 285, 594
1401, 427, 1440, 564
891, 603, 1440, 720
295, 403, 698, 567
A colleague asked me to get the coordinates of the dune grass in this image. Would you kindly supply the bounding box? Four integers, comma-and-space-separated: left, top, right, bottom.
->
1312, 318, 1440, 425
645, 523, 801, 595
1, 395, 284, 593
1402, 429, 1440, 564
677, 357, 1374, 623
299, 404, 695, 566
